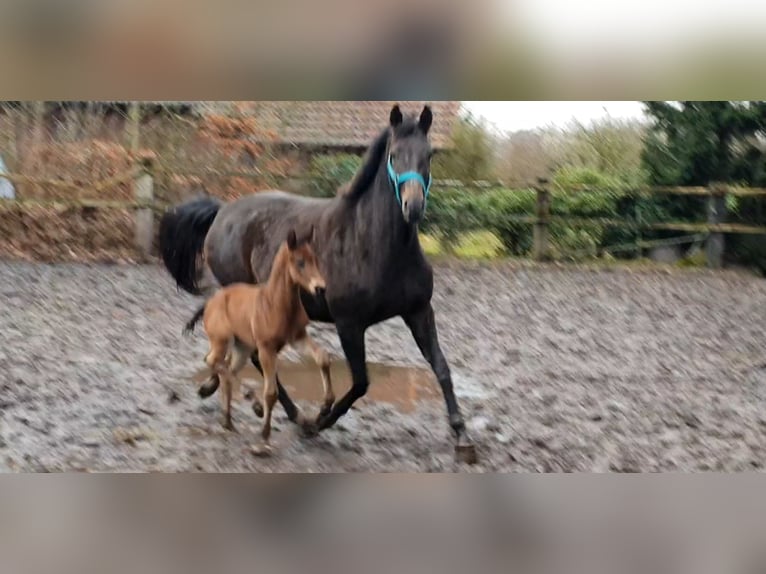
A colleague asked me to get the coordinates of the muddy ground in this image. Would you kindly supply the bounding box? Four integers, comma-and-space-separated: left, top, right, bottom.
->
1, 259, 765, 472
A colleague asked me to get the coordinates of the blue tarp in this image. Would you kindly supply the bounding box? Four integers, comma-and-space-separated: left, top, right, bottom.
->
0, 155, 15, 199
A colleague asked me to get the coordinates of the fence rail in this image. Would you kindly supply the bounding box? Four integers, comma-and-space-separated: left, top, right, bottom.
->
1, 161, 765, 267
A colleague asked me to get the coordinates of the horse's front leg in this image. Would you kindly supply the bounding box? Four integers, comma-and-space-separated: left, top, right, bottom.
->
315, 324, 368, 430
404, 304, 478, 464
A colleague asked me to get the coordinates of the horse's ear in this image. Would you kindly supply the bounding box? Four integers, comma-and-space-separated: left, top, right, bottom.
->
390, 104, 403, 127
419, 105, 433, 134
286, 229, 297, 250
308, 225, 316, 243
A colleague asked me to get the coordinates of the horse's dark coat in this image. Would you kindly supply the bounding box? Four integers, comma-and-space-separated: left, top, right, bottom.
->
159, 105, 472, 452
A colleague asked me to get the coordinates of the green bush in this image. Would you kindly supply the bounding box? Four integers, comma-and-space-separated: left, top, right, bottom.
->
729, 235, 766, 275
478, 188, 536, 255
548, 166, 631, 258
549, 224, 601, 261
307, 153, 361, 198
422, 186, 486, 245
424, 186, 535, 254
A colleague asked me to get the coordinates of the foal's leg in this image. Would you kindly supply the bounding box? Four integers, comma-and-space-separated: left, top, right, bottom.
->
230, 343, 264, 418
250, 353, 312, 431
198, 349, 221, 398
251, 347, 278, 457
404, 304, 477, 464
205, 339, 235, 431
220, 368, 236, 432
315, 324, 368, 431
293, 334, 335, 418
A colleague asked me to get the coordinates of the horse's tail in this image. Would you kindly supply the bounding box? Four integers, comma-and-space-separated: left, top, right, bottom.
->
183, 303, 207, 336
159, 196, 221, 295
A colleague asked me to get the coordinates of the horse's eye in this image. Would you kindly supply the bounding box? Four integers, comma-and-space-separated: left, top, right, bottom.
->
297, 260, 305, 270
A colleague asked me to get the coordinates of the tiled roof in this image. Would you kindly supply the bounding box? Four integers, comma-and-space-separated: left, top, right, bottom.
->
243, 101, 461, 150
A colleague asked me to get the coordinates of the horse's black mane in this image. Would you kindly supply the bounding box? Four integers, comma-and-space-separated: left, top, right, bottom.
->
341, 116, 422, 201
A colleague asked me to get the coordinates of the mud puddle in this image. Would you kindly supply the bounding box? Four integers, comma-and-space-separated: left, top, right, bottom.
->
193, 360, 441, 412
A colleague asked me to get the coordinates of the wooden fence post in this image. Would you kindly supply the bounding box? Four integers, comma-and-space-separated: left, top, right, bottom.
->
134, 152, 155, 258
533, 177, 551, 261
126, 102, 142, 153
706, 182, 727, 269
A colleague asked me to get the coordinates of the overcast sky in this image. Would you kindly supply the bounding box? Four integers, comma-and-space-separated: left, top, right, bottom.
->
461, 101, 646, 134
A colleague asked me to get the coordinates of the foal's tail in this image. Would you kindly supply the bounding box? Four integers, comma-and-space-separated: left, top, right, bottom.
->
159, 196, 221, 295
183, 303, 207, 336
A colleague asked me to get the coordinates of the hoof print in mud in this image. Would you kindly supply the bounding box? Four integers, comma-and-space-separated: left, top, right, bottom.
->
455, 444, 479, 465
299, 420, 320, 439
251, 443, 273, 458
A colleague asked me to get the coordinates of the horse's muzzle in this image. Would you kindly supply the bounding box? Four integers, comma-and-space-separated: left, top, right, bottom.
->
402, 196, 425, 224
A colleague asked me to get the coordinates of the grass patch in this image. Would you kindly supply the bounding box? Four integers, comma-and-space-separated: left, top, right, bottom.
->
419, 232, 444, 257
677, 249, 707, 268
453, 230, 506, 259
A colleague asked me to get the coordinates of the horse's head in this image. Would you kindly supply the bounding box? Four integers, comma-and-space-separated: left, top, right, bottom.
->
286, 226, 326, 296
387, 104, 433, 225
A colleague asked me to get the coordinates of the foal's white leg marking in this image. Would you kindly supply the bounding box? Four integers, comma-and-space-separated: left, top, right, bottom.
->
292, 336, 334, 411
227, 342, 253, 401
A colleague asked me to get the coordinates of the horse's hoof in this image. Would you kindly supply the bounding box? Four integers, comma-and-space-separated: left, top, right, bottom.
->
319, 403, 333, 419
298, 420, 319, 439
251, 443, 273, 458
252, 401, 264, 418
455, 443, 478, 465
222, 419, 237, 433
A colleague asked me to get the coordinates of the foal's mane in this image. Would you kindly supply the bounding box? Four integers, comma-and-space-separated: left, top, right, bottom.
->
337, 117, 422, 200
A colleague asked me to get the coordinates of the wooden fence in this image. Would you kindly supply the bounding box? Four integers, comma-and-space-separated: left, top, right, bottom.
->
1, 158, 766, 267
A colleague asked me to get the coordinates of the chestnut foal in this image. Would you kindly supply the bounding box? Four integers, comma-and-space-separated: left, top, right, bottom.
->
185, 228, 333, 455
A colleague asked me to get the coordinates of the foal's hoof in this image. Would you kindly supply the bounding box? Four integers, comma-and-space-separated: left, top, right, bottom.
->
222, 419, 237, 433
252, 401, 264, 419
198, 377, 219, 399
251, 443, 273, 458
455, 443, 479, 465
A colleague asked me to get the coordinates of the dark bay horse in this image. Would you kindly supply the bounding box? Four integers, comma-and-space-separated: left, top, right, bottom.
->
159, 104, 477, 463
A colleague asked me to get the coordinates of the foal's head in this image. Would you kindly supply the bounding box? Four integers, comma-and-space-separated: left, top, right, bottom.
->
285, 227, 325, 296
387, 104, 434, 224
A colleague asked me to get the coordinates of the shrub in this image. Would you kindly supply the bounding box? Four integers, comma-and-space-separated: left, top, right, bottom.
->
307, 153, 361, 198
424, 186, 535, 254
478, 188, 536, 255
549, 224, 601, 261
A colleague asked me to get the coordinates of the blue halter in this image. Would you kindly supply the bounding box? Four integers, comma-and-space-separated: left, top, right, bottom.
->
386, 154, 432, 209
